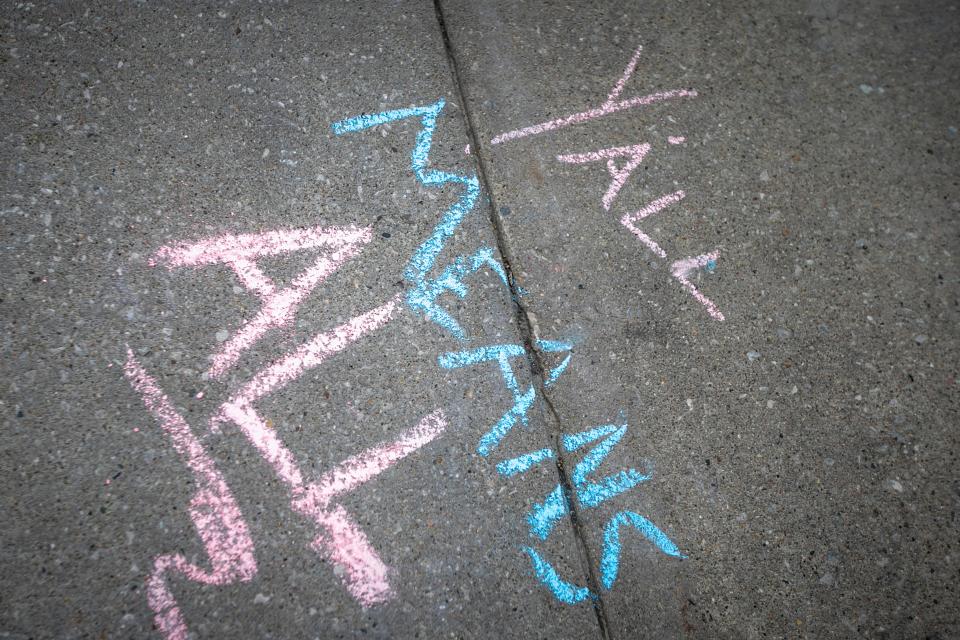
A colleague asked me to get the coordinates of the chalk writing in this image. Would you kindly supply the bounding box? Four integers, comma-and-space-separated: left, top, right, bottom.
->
599, 510, 684, 589
123, 37, 704, 629
435, 338, 682, 604
130, 228, 449, 636
518, 423, 684, 603
489, 46, 697, 145
521, 506, 685, 605
620, 191, 685, 259
529, 424, 649, 540
556, 143, 651, 211
438, 340, 573, 457
670, 251, 724, 321
489, 45, 726, 321
124, 349, 257, 640
333, 99, 509, 340
151, 225, 373, 378
331, 83, 685, 606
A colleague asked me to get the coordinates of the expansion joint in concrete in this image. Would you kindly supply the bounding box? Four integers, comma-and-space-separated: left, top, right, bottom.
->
430, 2, 613, 638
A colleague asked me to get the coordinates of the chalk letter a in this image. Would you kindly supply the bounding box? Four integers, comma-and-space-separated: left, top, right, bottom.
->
557, 143, 651, 210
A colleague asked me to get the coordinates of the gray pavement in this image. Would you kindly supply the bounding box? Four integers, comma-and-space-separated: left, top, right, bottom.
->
1, 1, 957, 639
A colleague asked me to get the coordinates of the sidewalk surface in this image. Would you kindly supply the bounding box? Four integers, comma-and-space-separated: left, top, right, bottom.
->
1, 1, 957, 638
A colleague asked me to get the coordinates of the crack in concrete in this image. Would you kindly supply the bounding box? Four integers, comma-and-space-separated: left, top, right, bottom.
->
430, 2, 613, 638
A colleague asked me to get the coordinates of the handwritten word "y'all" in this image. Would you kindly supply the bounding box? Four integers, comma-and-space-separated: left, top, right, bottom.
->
491, 45, 725, 321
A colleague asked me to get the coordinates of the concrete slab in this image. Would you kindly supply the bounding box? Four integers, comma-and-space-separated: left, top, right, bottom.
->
3, 0, 959, 638
439, 0, 959, 637
0, 2, 598, 638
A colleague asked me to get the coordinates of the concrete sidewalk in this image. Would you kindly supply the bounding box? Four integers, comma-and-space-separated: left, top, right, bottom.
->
1, 1, 957, 639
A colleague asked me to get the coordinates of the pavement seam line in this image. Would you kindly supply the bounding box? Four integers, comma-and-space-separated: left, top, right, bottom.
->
429, 2, 613, 637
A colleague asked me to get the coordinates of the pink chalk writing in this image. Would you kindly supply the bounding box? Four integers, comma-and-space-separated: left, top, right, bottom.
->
304, 411, 448, 508
483, 41, 726, 319
151, 225, 372, 379
670, 251, 725, 321
209, 299, 400, 488
222, 296, 401, 409
557, 143, 651, 210
489, 46, 696, 145
489, 41, 726, 321
124, 349, 257, 640
490, 90, 697, 146
292, 409, 448, 605
131, 207, 450, 625
217, 400, 445, 606
603, 45, 644, 108
203, 294, 446, 606
619, 191, 686, 259
126, 285, 443, 626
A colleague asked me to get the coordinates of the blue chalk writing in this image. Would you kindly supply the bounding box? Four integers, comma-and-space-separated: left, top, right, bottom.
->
537, 339, 574, 387
529, 423, 648, 540
478, 387, 536, 456
438, 343, 535, 453
528, 484, 569, 540
438, 344, 526, 369
577, 469, 649, 508
331, 104, 438, 135
561, 424, 618, 452
527, 503, 684, 603
521, 421, 683, 603
568, 425, 629, 485
439, 338, 573, 456
334, 95, 687, 607
600, 510, 685, 590
333, 99, 509, 339
426, 247, 510, 332
536, 339, 573, 352
566, 424, 650, 508
543, 354, 571, 387
523, 546, 593, 604
496, 447, 556, 477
